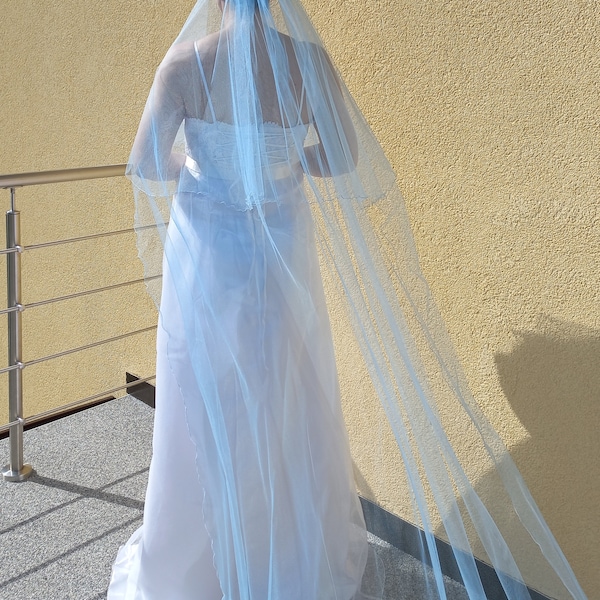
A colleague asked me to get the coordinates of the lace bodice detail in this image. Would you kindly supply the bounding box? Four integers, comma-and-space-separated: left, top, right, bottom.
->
180, 118, 308, 210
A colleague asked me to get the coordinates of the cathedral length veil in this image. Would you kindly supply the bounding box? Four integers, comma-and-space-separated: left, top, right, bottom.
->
116, 0, 586, 598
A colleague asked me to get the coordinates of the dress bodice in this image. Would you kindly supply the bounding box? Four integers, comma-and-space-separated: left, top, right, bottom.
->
179, 118, 309, 211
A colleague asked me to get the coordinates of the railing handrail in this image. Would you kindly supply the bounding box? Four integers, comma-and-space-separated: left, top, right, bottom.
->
1, 163, 152, 482
0, 164, 127, 189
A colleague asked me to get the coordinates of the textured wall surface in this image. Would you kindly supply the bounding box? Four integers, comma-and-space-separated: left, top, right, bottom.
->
0, 1, 181, 425
1, 0, 597, 596
301, 0, 598, 596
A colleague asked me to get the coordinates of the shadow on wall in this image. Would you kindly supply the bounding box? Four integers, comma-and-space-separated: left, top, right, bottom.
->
493, 315, 599, 595
428, 315, 599, 598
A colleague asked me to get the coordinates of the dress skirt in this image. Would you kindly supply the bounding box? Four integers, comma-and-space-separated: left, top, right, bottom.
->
108, 187, 368, 600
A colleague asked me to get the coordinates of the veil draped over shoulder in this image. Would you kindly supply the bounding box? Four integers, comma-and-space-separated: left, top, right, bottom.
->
120, 0, 586, 598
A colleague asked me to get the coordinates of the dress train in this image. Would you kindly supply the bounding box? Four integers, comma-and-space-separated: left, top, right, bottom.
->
109, 191, 370, 599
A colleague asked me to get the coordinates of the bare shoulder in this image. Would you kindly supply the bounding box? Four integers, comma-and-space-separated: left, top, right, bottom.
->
278, 33, 331, 72
194, 30, 221, 67
157, 33, 220, 87
195, 30, 222, 55
157, 41, 196, 84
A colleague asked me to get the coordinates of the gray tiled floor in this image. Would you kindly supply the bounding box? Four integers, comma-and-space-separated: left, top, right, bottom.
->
0, 396, 468, 600
0, 397, 152, 600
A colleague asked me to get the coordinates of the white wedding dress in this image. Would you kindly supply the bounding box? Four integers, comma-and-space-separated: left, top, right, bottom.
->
110, 2, 589, 597
108, 118, 369, 600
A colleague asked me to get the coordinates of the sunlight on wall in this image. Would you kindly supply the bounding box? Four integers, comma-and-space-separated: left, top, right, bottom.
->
304, 0, 599, 596
0, 1, 597, 596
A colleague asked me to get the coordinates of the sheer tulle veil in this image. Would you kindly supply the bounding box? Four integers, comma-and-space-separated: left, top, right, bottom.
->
126, 0, 586, 598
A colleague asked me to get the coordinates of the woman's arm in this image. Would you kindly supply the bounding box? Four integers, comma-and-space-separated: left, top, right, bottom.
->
129, 46, 189, 182
304, 49, 358, 178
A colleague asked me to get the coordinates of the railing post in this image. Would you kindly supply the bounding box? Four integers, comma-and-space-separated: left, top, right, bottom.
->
2, 187, 33, 482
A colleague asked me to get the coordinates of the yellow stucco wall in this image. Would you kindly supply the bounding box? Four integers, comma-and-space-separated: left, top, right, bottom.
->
0, 1, 161, 422
1, 0, 597, 596
305, 1, 598, 596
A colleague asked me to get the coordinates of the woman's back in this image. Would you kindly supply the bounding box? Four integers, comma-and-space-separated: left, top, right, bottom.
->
162, 26, 310, 127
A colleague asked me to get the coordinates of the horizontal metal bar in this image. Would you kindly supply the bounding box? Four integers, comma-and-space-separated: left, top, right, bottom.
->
25, 222, 161, 251
0, 247, 19, 256
0, 271, 161, 320
0, 364, 21, 376
0, 374, 156, 434
25, 274, 162, 310
0, 164, 127, 189
24, 326, 157, 368
26, 227, 136, 251
0, 417, 24, 434
0, 325, 158, 371
1, 416, 23, 431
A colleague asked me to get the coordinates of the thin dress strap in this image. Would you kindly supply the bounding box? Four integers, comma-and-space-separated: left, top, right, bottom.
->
193, 41, 217, 123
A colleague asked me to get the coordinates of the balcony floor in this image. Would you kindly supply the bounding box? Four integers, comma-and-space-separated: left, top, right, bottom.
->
0, 396, 468, 600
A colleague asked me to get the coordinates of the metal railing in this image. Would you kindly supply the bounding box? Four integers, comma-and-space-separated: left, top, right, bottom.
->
0, 165, 157, 481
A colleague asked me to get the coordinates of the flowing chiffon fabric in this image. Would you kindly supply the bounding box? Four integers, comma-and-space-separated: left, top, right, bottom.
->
109, 0, 587, 598
109, 122, 369, 600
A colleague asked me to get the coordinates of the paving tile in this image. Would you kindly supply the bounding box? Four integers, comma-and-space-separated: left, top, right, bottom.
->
368, 534, 469, 599
0, 496, 142, 584
0, 396, 469, 600
102, 468, 149, 504
0, 476, 78, 530
0, 518, 141, 600
2, 397, 154, 490
0, 396, 151, 598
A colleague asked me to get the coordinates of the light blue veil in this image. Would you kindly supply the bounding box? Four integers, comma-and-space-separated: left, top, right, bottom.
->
127, 0, 586, 598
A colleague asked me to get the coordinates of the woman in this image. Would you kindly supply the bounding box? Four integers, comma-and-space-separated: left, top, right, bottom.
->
109, 0, 586, 598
